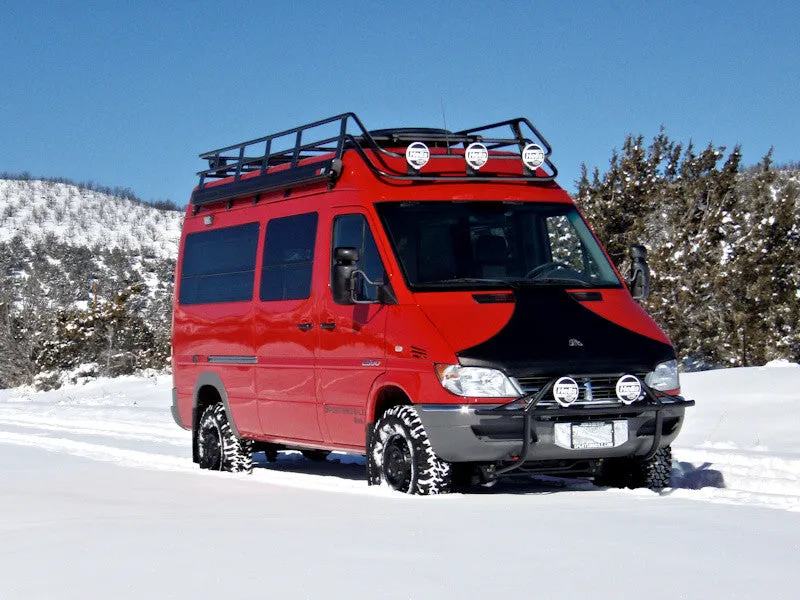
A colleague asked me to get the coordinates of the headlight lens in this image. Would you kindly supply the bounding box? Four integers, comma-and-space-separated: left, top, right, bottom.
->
435, 365, 521, 398
645, 359, 680, 391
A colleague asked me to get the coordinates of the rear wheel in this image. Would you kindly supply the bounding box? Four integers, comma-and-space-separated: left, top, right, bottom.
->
596, 446, 672, 491
197, 403, 253, 473
369, 405, 452, 495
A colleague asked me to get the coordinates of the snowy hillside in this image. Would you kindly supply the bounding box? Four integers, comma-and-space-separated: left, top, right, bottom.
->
0, 365, 798, 598
0, 178, 184, 387
0, 178, 182, 258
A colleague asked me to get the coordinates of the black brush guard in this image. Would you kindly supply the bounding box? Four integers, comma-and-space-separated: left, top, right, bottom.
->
478, 380, 695, 475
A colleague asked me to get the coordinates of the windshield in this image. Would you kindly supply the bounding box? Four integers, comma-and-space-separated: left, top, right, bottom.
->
376, 201, 621, 290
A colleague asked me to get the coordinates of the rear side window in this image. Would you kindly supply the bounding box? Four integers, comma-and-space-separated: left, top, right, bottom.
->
261, 212, 318, 301
179, 222, 259, 305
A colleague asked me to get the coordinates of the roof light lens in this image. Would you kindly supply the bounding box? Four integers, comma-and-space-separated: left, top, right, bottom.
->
405, 142, 430, 170
465, 142, 489, 170
522, 143, 545, 170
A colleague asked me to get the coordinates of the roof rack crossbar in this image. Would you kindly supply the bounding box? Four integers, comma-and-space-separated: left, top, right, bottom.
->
190, 112, 558, 206
456, 117, 553, 155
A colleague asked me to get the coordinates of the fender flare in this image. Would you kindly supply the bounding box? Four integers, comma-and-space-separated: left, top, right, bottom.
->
366, 373, 419, 425
192, 371, 240, 438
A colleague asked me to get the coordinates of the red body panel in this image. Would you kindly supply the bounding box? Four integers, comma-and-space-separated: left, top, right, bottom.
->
412, 292, 515, 353
172, 146, 677, 453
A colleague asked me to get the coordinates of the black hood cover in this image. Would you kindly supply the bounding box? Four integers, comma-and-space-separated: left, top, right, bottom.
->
457, 288, 674, 377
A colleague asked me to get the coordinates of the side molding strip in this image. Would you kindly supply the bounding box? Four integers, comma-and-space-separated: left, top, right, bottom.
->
207, 355, 257, 364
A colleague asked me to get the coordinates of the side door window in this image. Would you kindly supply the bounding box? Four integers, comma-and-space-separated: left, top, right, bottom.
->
331, 214, 385, 303
261, 212, 318, 301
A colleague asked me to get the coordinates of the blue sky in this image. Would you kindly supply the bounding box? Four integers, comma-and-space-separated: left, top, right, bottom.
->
1, 1, 798, 205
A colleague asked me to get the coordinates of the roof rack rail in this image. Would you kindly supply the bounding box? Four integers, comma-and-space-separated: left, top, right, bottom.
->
191, 112, 557, 208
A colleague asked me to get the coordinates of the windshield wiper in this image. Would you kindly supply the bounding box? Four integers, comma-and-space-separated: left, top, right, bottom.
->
422, 278, 517, 288
525, 276, 593, 288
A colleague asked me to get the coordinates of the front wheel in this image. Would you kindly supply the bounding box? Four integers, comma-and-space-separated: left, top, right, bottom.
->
196, 403, 253, 473
596, 446, 673, 491
369, 405, 452, 495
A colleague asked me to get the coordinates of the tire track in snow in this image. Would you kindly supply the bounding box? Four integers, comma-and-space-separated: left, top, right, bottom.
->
0, 431, 193, 472
0, 415, 188, 446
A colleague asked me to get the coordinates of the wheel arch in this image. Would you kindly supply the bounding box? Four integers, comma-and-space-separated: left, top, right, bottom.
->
191, 372, 239, 463
368, 382, 413, 424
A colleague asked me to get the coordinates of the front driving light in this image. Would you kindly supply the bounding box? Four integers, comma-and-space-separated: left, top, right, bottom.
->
645, 359, 680, 391
435, 364, 521, 398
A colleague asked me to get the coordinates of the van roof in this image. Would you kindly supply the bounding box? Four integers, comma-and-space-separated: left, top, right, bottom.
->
190, 112, 558, 209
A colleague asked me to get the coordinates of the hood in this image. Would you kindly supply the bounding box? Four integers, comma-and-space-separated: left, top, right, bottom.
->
418, 287, 674, 377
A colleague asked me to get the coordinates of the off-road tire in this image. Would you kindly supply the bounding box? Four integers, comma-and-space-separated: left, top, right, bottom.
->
301, 449, 330, 462
197, 403, 253, 473
596, 446, 672, 491
369, 405, 452, 495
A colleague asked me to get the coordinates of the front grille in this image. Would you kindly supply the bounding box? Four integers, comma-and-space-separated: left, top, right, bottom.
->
515, 373, 648, 407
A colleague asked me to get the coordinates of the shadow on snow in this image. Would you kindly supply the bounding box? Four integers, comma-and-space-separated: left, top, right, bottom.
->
251, 452, 726, 495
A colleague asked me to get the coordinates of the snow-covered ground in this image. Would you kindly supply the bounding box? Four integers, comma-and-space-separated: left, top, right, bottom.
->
1, 365, 799, 599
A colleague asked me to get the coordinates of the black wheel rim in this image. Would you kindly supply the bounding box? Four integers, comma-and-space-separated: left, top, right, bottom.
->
383, 435, 412, 491
199, 419, 222, 470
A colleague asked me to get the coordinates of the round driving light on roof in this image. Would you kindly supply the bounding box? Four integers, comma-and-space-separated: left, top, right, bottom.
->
465, 142, 489, 170
553, 376, 580, 406
616, 375, 643, 404
522, 143, 545, 170
405, 142, 430, 170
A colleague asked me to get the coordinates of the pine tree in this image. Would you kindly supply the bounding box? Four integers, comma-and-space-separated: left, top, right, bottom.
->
576, 129, 798, 367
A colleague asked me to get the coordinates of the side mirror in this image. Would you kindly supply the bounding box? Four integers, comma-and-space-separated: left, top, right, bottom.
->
629, 244, 651, 300
332, 247, 359, 304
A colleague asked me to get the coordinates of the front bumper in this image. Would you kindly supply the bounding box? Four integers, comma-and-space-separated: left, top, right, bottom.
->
417, 386, 694, 467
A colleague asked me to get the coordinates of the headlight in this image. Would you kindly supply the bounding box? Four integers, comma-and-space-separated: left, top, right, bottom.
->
435, 364, 521, 398
645, 359, 680, 391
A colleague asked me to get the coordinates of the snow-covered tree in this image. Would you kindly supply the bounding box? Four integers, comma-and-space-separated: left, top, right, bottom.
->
578, 133, 798, 367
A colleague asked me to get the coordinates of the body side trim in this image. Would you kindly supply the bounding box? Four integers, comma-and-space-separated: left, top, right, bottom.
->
207, 355, 258, 365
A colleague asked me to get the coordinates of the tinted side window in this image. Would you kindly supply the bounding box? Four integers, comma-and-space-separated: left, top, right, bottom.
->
179, 222, 259, 305
260, 212, 318, 301
332, 214, 385, 302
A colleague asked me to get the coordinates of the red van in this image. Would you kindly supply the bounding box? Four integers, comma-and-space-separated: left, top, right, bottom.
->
171, 113, 693, 494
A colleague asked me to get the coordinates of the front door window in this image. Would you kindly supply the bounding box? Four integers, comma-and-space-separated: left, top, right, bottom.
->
331, 213, 385, 302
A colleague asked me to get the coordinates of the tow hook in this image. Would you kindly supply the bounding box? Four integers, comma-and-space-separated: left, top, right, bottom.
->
478, 464, 498, 485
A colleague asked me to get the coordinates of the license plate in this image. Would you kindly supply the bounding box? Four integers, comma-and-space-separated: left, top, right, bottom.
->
571, 422, 614, 449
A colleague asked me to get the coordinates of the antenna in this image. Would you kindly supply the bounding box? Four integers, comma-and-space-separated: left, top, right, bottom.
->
440, 98, 452, 155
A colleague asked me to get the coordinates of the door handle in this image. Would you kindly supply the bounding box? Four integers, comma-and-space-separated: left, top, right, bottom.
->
320, 322, 336, 330
296, 322, 313, 331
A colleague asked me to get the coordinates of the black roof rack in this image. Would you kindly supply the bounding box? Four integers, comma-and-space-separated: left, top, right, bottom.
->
191, 112, 557, 208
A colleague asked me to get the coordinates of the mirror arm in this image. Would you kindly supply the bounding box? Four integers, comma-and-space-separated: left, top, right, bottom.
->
349, 270, 397, 305
350, 269, 381, 304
